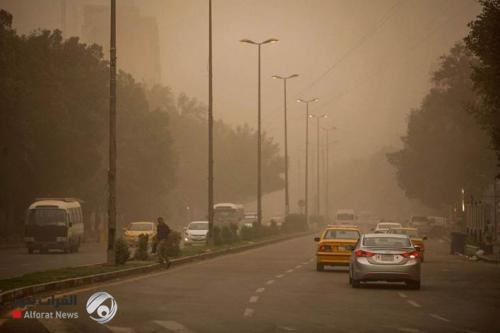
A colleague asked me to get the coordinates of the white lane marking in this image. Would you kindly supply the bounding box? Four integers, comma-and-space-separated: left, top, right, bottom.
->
249, 296, 259, 303
243, 308, 255, 317
266, 279, 275, 285
438, 239, 444, 243
278, 326, 298, 331
295, 265, 302, 269
107, 326, 136, 333
407, 300, 421, 308
397, 328, 422, 333
286, 269, 294, 273
302, 261, 309, 265
154, 320, 195, 332
398, 292, 408, 298
39, 319, 72, 333
276, 274, 284, 278
429, 314, 451, 322
256, 287, 265, 293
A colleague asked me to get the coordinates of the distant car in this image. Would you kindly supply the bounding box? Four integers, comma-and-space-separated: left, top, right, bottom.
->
374, 222, 402, 233
409, 216, 430, 227
349, 233, 421, 289
387, 227, 427, 262
335, 209, 356, 224
314, 225, 360, 271
184, 221, 209, 246
123, 221, 156, 246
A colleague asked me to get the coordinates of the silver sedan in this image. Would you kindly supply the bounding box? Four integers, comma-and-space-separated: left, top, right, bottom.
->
349, 233, 421, 289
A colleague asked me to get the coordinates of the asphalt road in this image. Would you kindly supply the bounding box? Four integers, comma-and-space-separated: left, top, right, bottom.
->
0, 243, 106, 280
1, 235, 500, 333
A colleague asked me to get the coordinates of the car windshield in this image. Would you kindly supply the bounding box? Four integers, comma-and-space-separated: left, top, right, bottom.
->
324, 229, 359, 240
28, 208, 67, 226
391, 229, 418, 237
189, 222, 208, 230
363, 236, 411, 248
129, 223, 153, 231
337, 214, 354, 220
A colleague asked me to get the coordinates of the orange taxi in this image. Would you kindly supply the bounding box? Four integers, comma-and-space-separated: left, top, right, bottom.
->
314, 225, 360, 271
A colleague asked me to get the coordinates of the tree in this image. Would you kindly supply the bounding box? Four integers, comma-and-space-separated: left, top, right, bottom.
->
387, 44, 497, 210
465, 0, 500, 163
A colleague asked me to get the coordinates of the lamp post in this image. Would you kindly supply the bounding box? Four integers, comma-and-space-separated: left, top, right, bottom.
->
309, 114, 328, 218
272, 74, 299, 218
107, 0, 117, 265
240, 38, 279, 226
207, 0, 214, 244
297, 98, 319, 227
321, 127, 336, 222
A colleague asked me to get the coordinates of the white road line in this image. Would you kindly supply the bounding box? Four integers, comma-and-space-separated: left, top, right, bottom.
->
429, 314, 451, 322
107, 326, 136, 333
266, 279, 275, 285
256, 287, 265, 293
407, 300, 421, 308
276, 274, 284, 278
295, 265, 302, 269
249, 296, 259, 303
302, 261, 309, 265
154, 320, 195, 332
398, 292, 408, 298
243, 308, 255, 317
286, 269, 294, 273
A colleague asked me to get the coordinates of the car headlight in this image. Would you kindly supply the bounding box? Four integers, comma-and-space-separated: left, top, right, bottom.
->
24, 237, 34, 242
56, 236, 68, 242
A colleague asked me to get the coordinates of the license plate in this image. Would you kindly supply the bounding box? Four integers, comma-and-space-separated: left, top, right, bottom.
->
337, 246, 346, 251
379, 254, 394, 261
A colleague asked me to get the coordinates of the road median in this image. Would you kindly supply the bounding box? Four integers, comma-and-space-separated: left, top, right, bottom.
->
0, 230, 313, 307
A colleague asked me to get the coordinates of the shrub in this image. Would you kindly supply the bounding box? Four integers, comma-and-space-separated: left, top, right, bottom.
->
115, 237, 130, 265
240, 225, 254, 241
269, 220, 279, 235
134, 234, 149, 261
213, 226, 223, 245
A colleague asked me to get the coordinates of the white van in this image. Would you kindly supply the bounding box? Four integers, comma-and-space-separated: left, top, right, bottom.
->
335, 209, 356, 224
25, 198, 84, 253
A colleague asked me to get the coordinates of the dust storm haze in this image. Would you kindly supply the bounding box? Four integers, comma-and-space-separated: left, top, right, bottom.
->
0, 0, 482, 222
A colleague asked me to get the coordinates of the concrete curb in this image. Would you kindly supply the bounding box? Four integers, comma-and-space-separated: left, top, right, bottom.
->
477, 254, 500, 263
0, 231, 312, 306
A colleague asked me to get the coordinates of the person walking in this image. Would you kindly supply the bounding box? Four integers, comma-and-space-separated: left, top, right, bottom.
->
154, 217, 171, 267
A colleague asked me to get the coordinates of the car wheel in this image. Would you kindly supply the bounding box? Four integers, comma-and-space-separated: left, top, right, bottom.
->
40, 248, 48, 254
316, 263, 324, 272
28, 248, 33, 254
351, 278, 361, 288
407, 280, 421, 290
420, 256, 424, 263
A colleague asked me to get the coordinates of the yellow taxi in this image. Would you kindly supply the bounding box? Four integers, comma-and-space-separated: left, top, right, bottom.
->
387, 227, 427, 262
123, 221, 156, 246
314, 225, 360, 271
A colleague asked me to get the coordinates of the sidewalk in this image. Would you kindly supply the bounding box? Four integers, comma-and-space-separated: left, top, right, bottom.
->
477, 253, 500, 263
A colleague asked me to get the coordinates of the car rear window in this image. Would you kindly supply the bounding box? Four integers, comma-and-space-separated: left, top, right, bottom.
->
129, 223, 153, 231
363, 236, 411, 248
323, 229, 359, 240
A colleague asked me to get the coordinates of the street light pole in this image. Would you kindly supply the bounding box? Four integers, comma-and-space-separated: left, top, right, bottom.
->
322, 126, 336, 222
309, 114, 327, 219
297, 98, 319, 227
107, 0, 117, 265
272, 74, 299, 218
207, 0, 214, 244
240, 38, 278, 226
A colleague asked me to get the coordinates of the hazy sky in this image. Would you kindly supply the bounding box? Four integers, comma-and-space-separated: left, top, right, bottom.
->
140, 0, 480, 162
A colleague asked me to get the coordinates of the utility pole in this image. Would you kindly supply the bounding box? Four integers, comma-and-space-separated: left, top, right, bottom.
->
240, 38, 278, 225
322, 126, 336, 222
308, 113, 327, 219
297, 98, 319, 227
272, 74, 299, 218
207, 0, 214, 244
107, 0, 117, 265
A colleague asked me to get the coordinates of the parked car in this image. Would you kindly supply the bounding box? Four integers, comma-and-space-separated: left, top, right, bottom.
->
315, 225, 360, 271
123, 221, 156, 246
349, 233, 421, 289
374, 222, 402, 233
184, 221, 209, 246
25, 198, 84, 254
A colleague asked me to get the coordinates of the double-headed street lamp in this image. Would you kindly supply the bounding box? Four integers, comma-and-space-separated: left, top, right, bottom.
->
309, 113, 328, 218
272, 74, 299, 217
240, 38, 279, 226
297, 98, 319, 226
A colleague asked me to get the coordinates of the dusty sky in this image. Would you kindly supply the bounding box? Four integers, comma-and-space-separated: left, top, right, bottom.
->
140, 0, 480, 162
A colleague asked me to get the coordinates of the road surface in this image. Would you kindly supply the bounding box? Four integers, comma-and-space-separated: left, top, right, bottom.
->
1, 235, 499, 332
0, 243, 106, 280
